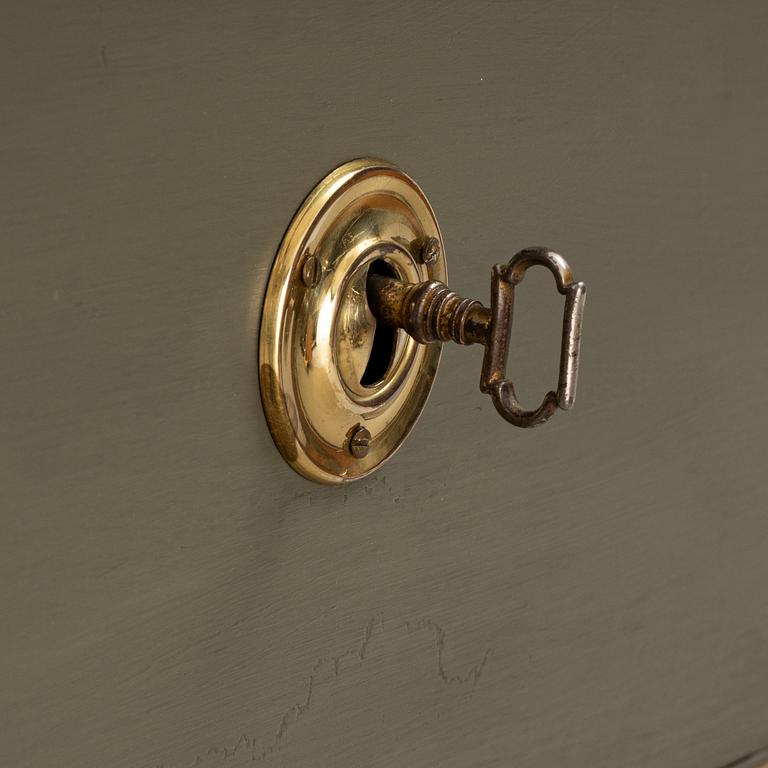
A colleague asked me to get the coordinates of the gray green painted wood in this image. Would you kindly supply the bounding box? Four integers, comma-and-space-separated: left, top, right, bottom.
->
2, 1, 768, 766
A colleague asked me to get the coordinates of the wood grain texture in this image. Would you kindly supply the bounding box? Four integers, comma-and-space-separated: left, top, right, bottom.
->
2, 1, 768, 766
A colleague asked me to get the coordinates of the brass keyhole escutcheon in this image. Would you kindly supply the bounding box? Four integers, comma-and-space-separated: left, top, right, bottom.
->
259, 158, 586, 484
259, 158, 447, 484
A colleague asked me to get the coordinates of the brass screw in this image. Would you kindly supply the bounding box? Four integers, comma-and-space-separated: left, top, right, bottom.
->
420, 237, 441, 265
348, 425, 371, 459
301, 253, 320, 288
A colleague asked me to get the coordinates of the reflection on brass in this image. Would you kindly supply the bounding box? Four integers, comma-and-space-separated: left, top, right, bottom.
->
259, 159, 586, 484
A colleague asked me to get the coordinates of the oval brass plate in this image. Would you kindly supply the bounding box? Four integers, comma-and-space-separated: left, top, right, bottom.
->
259, 158, 446, 484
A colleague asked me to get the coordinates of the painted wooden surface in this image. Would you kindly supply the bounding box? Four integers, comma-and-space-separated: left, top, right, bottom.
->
2, 2, 768, 767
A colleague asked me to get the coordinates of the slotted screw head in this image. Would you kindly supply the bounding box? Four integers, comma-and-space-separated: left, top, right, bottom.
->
301, 253, 320, 288
348, 425, 371, 459
420, 237, 441, 265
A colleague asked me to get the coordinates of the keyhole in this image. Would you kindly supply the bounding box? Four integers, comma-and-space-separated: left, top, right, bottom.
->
361, 260, 398, 387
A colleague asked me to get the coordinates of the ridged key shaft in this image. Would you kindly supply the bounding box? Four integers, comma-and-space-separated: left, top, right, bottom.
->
366, 273, 491, 346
